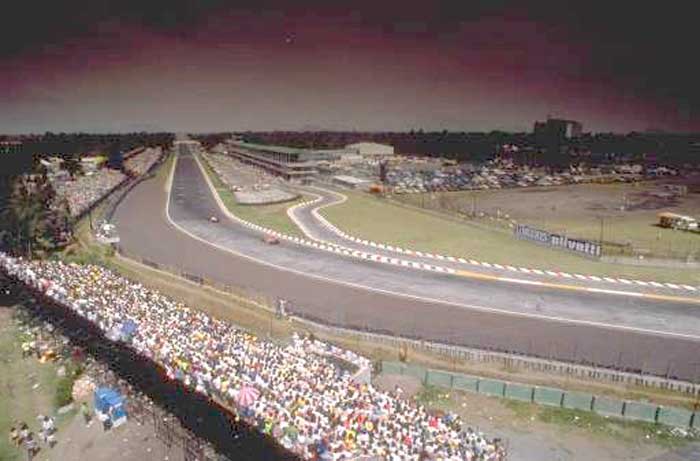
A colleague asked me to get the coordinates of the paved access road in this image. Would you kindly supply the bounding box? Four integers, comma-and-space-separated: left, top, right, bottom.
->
112, 148, 700, 381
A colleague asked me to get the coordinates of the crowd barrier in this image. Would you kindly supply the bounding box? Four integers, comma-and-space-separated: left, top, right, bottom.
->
113, 244, 700, 398
100, 151, 167, 224
381, 361, 698, 428
105, 154, 700, 399
73, 176, 129, 223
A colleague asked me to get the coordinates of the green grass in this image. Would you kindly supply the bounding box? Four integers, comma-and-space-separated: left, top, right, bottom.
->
0, 309, 64, 461
197, 154, 306, 238
503, 400, 699, 447
319, 189, 700, 284
415, 384, 452, 406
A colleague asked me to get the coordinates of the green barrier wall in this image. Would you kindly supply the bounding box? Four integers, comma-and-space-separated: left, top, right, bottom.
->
404, 364, 427, 382
505, 383, 534, 402
379, 361, 695, 427
452, 375, 479, 393
657, 407, 694, 427
382, 361, 405, 375
624, 402, 657, 423
479, 379, 505, 397
592, 397, 625, 418
533, 387, 564, 407
563, 392, 594, 411
426, 369, 454, 388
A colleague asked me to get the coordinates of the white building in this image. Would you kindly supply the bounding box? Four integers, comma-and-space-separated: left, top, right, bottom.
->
40, 156, 64, 174
346, 142, 394, 157
332, 175, 371, 189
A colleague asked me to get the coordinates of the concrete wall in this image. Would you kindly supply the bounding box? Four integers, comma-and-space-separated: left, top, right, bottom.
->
382, 361, 698, 428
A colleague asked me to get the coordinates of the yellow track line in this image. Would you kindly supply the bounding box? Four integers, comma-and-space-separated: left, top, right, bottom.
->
455, 269, 700, 305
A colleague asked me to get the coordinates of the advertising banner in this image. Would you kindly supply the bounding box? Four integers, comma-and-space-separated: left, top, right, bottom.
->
515, 224, 602, 257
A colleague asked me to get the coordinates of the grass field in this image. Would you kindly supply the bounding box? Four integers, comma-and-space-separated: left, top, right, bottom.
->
319, 189, 700, 284
0, 304, 66, 461
395, 179, 700, 261
197, 154, 306, 238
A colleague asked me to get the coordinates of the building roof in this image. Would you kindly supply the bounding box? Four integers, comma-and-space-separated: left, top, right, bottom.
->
81, 156, 106, 164
333, 175, 370, 185
231, 141, 312, 156
658, 212, 696, 221
346, 142, 393, 148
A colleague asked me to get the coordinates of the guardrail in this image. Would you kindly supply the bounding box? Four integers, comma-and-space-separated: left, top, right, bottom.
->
380, 361, 700, 429
113, 245, 700, 397
109, 151, 700, 396
100, 152, 167, 224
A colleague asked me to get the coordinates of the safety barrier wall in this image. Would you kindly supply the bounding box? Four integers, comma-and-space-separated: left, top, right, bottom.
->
381, 361, 699, 428
111, 245, 700, 399
101, 152, 167, 224
108, 154, 700, 395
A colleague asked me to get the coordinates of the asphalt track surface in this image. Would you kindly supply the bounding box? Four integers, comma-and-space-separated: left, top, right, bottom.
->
289, 184, 699, 296
113, 150, 700, 381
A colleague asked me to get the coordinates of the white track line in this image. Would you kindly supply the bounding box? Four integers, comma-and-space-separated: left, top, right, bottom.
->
306, 185, 699, 292
195, 155, 700, 305
160, 153, 700, 342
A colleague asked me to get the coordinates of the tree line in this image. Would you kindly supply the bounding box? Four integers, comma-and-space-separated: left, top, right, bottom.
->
0, 132, 174, 258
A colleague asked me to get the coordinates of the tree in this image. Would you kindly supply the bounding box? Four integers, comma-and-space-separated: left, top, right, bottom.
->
63, 155, 83, 178
1, 175, 67, 258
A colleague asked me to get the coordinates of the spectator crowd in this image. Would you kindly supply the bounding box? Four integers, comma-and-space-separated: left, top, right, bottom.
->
0, 253, 506, 461
50, 147, 165, 218
52, 169, 126, 217
123, 147, 163, 177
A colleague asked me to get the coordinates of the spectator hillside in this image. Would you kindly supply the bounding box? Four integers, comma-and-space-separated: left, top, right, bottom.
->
52, 169, 126, 217
51, 147, 165, 218
0, 254, 506, 461
123, 147, 163, 177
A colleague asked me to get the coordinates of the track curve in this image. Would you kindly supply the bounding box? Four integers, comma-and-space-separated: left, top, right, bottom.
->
112, 149, 700, 380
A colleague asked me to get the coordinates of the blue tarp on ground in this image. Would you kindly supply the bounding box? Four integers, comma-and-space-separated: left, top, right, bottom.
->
94, 387, 127, 421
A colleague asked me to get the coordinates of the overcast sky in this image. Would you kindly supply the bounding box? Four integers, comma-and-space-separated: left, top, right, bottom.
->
1, 1, 698, 134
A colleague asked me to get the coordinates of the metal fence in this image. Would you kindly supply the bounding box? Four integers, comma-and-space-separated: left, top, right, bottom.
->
381, 361, 700, 428
128, 397, 223, 461
102, 152, 700, 395
116, 247, 279, 314
112, 245, 700, 397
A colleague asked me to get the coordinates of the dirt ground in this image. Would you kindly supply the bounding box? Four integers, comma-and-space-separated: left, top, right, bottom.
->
37, 412, 185, 461
373, 373, 700, 461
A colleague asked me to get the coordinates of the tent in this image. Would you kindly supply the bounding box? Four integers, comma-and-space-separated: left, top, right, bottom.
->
94, 387, 127, 428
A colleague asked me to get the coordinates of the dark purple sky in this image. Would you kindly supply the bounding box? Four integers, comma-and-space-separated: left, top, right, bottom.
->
1, 1, 698, 134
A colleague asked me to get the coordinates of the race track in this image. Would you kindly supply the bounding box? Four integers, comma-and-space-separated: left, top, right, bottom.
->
112, 149, 700, 381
